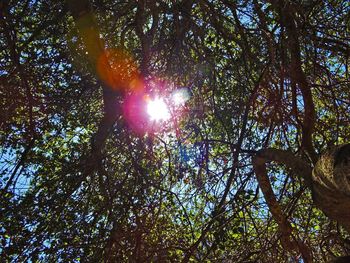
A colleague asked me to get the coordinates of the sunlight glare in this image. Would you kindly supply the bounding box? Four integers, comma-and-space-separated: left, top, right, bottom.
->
171, 87, 191, 106
147, 97, 170, 121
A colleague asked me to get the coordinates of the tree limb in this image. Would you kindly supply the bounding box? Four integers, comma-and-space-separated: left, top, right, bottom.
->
253, 148, 313, 262
67, 0, 120, 156
268, 0, 318, 164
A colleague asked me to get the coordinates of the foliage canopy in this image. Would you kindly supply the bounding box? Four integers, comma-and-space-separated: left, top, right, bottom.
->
1, 0, 350, 262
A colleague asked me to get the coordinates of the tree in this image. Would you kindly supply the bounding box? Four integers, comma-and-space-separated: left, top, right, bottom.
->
1, 0, 350, 262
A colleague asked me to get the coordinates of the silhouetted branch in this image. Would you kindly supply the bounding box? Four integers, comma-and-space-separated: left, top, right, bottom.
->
253, 148, 313, 262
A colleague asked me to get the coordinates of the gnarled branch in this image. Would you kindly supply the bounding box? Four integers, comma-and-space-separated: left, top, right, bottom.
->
253, 148, 313, 262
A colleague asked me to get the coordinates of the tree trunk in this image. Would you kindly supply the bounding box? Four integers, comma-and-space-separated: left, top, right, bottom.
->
254, 144, 350, 233
312, 144, 350, 232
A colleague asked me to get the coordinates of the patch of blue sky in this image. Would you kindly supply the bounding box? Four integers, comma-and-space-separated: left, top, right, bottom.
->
0, 146, 39, 196
0, 69, 8, 76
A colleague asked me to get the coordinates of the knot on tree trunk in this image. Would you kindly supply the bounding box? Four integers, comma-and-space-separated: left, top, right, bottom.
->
312, 144, 350, 231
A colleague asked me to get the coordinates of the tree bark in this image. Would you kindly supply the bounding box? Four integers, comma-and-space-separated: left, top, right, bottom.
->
312, 144, 350, 232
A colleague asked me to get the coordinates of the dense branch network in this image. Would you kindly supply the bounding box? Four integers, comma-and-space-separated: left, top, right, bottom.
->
0, 0, 349, 262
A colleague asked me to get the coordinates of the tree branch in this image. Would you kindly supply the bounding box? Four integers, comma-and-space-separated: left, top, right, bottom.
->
253, 148, 313, 262
268, 0, 318, 164
67, 0, 120, 156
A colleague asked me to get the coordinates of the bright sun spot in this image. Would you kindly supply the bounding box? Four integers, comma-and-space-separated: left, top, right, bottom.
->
147, 97, 170, 121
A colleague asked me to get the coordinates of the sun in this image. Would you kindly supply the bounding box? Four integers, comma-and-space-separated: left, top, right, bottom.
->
146, 97, 170, 121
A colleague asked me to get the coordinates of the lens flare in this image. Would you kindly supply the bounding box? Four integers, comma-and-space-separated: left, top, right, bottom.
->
147, 97, 170, 121
97, 48, 140, 92
171, 87, 191, 106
